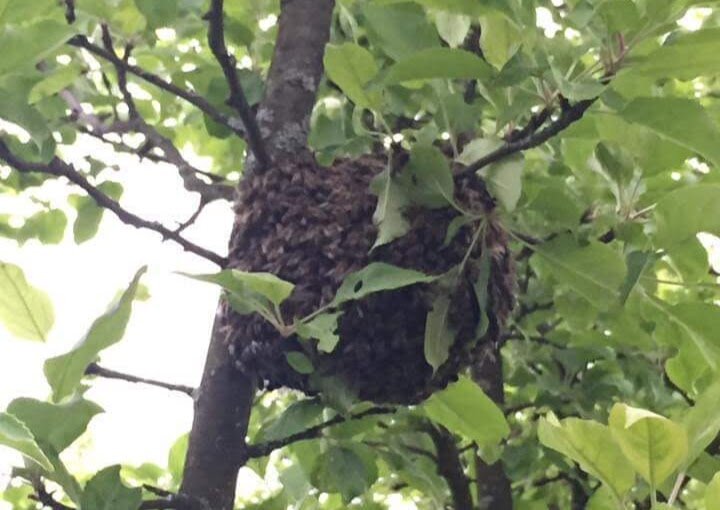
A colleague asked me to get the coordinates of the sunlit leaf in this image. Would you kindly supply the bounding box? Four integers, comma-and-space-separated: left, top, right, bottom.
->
0, 261, 54, 341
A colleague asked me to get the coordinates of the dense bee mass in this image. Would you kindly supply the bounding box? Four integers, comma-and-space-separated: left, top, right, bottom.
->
226, 151, 514, 404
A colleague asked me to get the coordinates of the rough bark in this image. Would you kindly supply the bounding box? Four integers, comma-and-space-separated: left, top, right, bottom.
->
180, 312, 255, 510
180, 1, 335, 508
427, 425, 473, 510
471, 342, 514, 510
255, 0, 335, 165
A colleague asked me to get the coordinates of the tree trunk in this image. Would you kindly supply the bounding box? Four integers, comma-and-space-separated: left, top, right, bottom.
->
471, 342, 514, 510
180, 1, 335, 508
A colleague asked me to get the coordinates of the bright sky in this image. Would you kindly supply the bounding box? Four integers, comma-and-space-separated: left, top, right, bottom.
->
0, 135, 234, 489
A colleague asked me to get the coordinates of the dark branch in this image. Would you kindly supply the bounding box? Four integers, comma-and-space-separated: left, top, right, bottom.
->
0, 139, 228, 266
68, 35, 247, 139
63, 0, 76, 24
246, 406, 394, 459
425, 425, 473, 510
204, 0, 269, 170
456, 97, 597, 179
85, 363, 195, 397
30, 485, 74, 510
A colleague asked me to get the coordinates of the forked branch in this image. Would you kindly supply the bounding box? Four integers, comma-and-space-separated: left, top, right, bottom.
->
0, 140, 227, 267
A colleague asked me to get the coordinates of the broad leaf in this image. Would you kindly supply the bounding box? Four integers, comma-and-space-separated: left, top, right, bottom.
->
398, 144, 455, 209
707, 473, 720, 510
385, 48, 492, 84
619, 97, 720, 169
479, 13, 520, 70
655, 301, 720, 372
0, 261, 54, 341
530, 235, 626, 309
324, 43, 379, 109
609, 404, 688, 487
654, 185, 720, 248
0, 412, 53, 471
370, 166, 410, 248
29, 63, 84, 105
261, 399, 324, 443
423, 376, 509, 446
80, 465, 142, 510
44, 267, 146, 402
423, 294, 454, 372
683, 381, 720, 468
297, 313, 342, 353
69, 182, 123, 244
7, 397, 102, 453
538, 413, 634, 498
311, 445, 378, 502
362, 2, 440, 61
633, 28, 720, 81
332, 263, 436, 306
0, 20, 74, 77
286, 352, 314, 375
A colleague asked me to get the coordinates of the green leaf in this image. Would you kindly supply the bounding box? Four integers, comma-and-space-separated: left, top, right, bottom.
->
457, 138, 523, 211
479, 13, 520, 70
633, 28, 720, 81
16, 209, 67, 244
370, 165, 410, 248
0, 412, 53, 471
80, 465, 142, 510
413, 0, 509, 17
363, 2, 440, 61
398, 144, 455, 209
332, 263, 436, 307
6, 397, 103, 453
297, 313, 342, 353
324, 43, 379, 109
286, 352, 314, 375
473, 245, 492, 337
538, 413, 634, 498
609, 403, 688, 487
423, 294, 455, 373
707, 472, 720, 510
0, 20, 74, 77
167, 433, 188, 483
70, 182, 123, 244
181, 270, 294, 306
682, 380, 720, 468
423, 376, 509, 446
619, 97, 720, 169
44, 267, 146, 402
28, 64, 84, 105
654, 185, 720, 248
133, 0, 177, 29
0, 261, 54, 341
385, 48, 492, 84
654, 301, 720, 372
619, 251, 653, 305
435, 13, 471, 48
530, 235, 626, 309
311, 445, 378, 502
262, 399, 324, 443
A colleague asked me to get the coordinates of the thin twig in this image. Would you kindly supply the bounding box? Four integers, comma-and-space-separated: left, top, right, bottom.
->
245, 407, 394, 459
456, 97, 597, 180
68, 35, 246, 138
0, 139, 227, 266
204, 0, 269, 170
85, 363, 195, 397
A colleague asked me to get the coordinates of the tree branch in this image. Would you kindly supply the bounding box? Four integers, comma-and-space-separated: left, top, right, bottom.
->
204, 0, 270, 170
0, 139, 227, 266
456, 97, 597, 180
85, 363, 195, 397
67, 35, 247, 139
246, 406, 394, 459
82, 26, 234, 203
425, 425, 473, 510
63, 0, 76, 24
